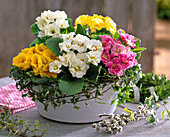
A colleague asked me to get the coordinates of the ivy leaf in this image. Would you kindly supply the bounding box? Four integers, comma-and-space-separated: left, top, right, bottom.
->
110, 100, 115, 105
59, 74, 84, 95
45, 37, 63, 56
75, 24, 87, 36
161, 110, 165, 119
73, 106, 80, 110
163, 100, 168, 104
85, 65, 102, 83
29, 38, 40, 47
31, 23, 40, 36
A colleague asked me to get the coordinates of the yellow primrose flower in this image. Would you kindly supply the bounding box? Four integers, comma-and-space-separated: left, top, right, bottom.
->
43, 49, 58, 62
75, 14, 117, 35
35, 43, 48, 55
104, 16, 117, 34
12, 53, 31, 70
31, 53, 43, 73
40, 71, 57, 78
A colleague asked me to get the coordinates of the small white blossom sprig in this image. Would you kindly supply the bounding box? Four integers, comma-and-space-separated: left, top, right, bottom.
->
49, 32, 103, 78
92, 96, 170, 134
36, 10, 69, 37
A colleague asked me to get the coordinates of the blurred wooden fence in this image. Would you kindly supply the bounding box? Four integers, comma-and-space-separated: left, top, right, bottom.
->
0, 0, 155, 77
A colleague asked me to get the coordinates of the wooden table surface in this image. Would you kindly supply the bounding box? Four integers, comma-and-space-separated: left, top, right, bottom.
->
0, 77, 170, 137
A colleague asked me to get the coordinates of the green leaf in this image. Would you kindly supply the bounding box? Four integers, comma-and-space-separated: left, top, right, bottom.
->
66, 18, 74, 33
45, 37, 63, 56
110, 100, 115, 105
148, 115, 155, 123
124, 107, 132, 114
91, 35, 102, 42
95, 89, 103, 96
34, 120, 40, 128
31, 23, 40, 36
31, 77, 49, 84
135, 38, 141, 48
163, 100, 168, 104
85, 65, 102, 83
135, 52, 141, 60
161, 110, 165, 119
29, 38, 40, 47
73, 106, 80, 110
75, 24, 87, 36
131, 47, 146, 53
112, 30, 119, 39
59, 74, 84, 95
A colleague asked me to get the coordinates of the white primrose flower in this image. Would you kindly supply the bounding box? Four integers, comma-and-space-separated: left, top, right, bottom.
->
67, 51, 76, 66
72, 34, 90, 53
49, 60, 62, 73
60, 32, 75, 42
36, 16, 48, 31
41, 10, 56, 22
87, 51, 101, 66
57, 19, 69, 29
38, 31, 45, 37
59, 53, 69, 67
88, 39, 103, 53
59, 41, 72, 52
77, 53, 88, 63
54, 10, 67, 19
44, 22, 60, 37
69, 59, 89, 78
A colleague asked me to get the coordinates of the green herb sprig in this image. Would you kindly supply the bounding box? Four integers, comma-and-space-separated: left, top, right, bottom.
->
0, 106, 48, 137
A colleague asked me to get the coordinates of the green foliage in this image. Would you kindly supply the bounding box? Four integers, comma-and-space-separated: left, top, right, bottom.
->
66, 18, 75, 33
130, 72, 170, 103
59, 74, 84, 95
90, 35, 102, 42
31, 23, 40, 36
29, 38, 40, 47
131, 47, 146, 53
94, 28, 112, 36
85, 65, 102, 83
45, 37, 63, 56
157, 0, 170, 19
135, 38, 141, 48
75, 24, 87, 36
0, 106, 48, 137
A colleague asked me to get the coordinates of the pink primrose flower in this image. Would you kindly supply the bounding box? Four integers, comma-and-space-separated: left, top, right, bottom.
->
100, 35, 138, 77
118, 29, 137, 49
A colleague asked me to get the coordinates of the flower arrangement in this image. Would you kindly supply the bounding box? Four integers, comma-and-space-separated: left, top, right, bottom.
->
10, 10, 146, 110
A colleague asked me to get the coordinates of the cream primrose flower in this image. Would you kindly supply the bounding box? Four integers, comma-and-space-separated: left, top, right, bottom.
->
41, 10, 56, 22
54, 10, 67, 19
38, 31, 45, 37
60, 32, 75, 42
57, 19, 69, 29
59, 41, 72, 52
69, 59, 89, 78
36, 16, 48, 31
67, 51, 76, 66
77, 53, 88, 63
59, 53, 69, 67
88, 39, 103, 53
72, 34, 90, 53
87, 51, 101, 66
44, 22, 60, 37
49, 60, 62, 73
